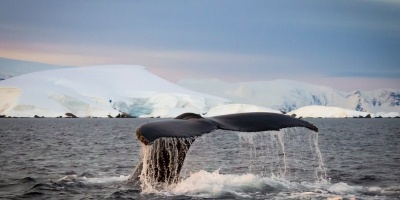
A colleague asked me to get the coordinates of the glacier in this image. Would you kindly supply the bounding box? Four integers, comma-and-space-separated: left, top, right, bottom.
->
0, 65, 229, 118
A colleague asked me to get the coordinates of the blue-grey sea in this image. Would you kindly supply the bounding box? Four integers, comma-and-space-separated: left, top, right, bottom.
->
0, 118, 399, 199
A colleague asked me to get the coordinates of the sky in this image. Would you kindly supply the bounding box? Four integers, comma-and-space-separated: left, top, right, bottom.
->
0, 0, 399, 91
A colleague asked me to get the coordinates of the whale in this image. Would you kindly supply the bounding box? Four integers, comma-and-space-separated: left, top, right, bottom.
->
129, 112, 318, 186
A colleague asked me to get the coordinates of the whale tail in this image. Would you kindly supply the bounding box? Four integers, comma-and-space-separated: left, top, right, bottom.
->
130, 112, 318, 186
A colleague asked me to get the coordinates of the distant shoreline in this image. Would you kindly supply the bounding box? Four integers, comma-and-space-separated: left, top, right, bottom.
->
1, 115, 398, 119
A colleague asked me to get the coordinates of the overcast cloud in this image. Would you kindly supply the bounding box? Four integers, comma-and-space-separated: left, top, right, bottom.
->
0, 0, 399, 91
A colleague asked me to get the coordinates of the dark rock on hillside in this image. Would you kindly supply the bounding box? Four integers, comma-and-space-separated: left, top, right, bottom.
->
65, 113, 78, 118
115, 112, 134, 118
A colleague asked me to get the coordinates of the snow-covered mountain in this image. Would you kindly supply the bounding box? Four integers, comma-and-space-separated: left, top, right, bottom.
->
0, 57, 72, 81
0, 65, 228, 118
1, 57, 398, 118
177, 79, 400, 113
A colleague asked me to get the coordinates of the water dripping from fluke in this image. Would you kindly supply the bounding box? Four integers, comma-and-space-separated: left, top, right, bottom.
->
128, 112, 323, 192
236, 127, 326, 182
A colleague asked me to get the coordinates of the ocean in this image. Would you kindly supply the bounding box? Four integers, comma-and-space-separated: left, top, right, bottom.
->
0, 118, 399, 199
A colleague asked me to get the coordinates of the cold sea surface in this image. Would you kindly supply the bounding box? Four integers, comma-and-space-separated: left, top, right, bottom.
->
0, 118, 399, 199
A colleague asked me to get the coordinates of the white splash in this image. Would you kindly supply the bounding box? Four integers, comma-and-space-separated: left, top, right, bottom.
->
58, 174, 130, 185
82, 175, 130, 184
147, 169, 380, 199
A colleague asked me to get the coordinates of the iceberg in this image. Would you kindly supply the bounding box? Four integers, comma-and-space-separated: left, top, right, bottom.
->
375, 112, 400, 118
288, 105, 374, 118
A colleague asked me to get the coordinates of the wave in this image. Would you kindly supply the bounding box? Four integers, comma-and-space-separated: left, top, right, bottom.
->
158, 170, 399, 199
58, 174, 130, 185
51, 127, 398, 199
56, 170, 397, 199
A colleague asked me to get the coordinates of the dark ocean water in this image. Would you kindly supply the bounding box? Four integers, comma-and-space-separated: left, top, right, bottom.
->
0, 118, 399, 199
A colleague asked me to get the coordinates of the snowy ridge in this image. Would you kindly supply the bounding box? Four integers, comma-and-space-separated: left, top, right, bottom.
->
178, 79, 400, 113
0, 65, 228, 118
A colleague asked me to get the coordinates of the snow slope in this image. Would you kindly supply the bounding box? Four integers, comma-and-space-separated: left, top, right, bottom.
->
0, 65, 228, 118
178, 79, 400, 113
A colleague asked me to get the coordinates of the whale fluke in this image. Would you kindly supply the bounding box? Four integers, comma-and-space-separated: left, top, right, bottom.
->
131, 112, 318, 186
